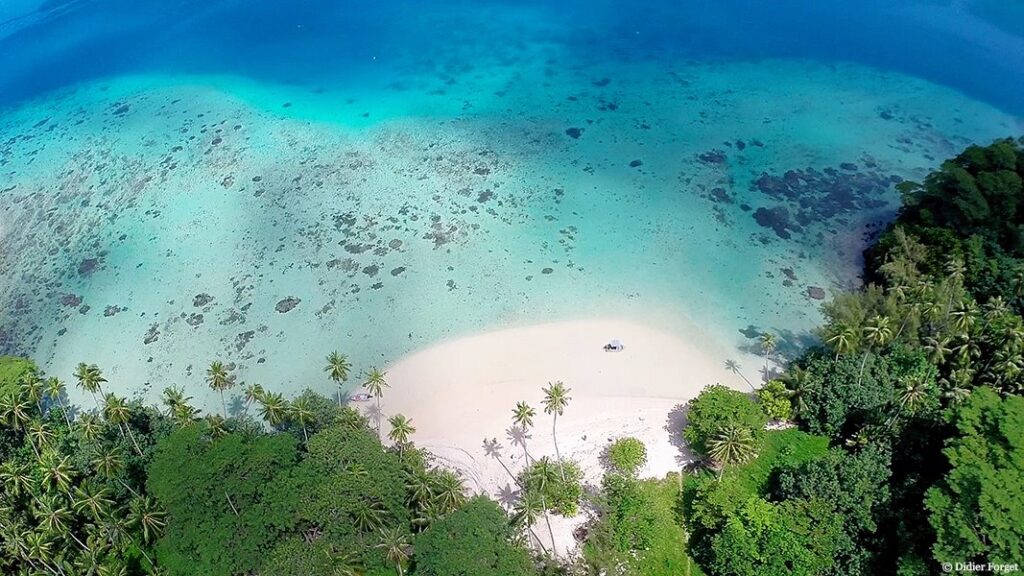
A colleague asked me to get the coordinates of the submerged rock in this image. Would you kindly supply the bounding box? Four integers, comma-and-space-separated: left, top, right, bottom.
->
78, 258, 99, 276
275, 297, 301, 313
807, 286, 826, 300
60, 294, 83, 307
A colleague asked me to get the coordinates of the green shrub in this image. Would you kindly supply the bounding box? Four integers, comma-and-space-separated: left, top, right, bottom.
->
520, 458, 583, 516
602, 473, 659, 552
415, 497, 536, 576
684, 384, 767, 456
757, 380, 792, 421
606, 437, 647, 475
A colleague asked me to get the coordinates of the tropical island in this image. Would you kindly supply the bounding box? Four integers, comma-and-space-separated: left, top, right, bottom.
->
1, 137, 1022, 575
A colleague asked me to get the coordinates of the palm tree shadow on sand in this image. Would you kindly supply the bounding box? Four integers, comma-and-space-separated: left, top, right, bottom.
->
665, 403, 697, 468
365, 403, 383, 433
496, 483, 519, 510
506, 425, 532, 455
724, 359, 756, 391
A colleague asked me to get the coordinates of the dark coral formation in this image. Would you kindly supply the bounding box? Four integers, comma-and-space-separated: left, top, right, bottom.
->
751, 163, 899, 239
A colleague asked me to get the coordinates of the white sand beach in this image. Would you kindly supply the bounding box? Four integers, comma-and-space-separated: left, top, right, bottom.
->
379, 318, 759, 555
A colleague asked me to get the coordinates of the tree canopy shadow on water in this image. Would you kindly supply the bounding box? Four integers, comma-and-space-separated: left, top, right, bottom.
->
737, 326, 820, 381
227, 394, 246, 418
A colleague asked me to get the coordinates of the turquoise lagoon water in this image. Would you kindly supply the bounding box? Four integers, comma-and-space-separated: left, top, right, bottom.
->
0, 0, 1022, 409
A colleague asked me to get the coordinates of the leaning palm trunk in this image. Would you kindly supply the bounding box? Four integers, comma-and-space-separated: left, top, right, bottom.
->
120, 423, 144, 457
540, 494, 557, 556
521, 441, 533, 467
857, 351, 871, 388
552, 415, 566, 482
528, 527, 549, 555
492, 452, 519, 487
56, 397, 71, 427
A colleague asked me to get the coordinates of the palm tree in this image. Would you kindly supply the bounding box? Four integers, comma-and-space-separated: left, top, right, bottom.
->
352, 499, 385, 533
26, 420, 55, 457
432, 469, 467, 514
206, 361, 233, 418
0, 461, 33, 499
102, 393, 143, 456
542, 381, 571, 481
897, 376, 931, 414
707, 426, 756, 479
825, 324, 858, 361
405, 471, 435, 526
983, 296, 1009, 328
37, 451, 75, 494
950, 301, 978, 335
161, 386, 189, 417
88, 445, 139, 495
20, 373, 45, 416
0, 393, 32, 433
530, 457, 558, 555
923, 335, 952, 366
511, 402, 536, 465
74, 363, 107, 410
511, 489, 548, 554
325, 351, 352, 407
363, 367, 389, 439
126, 497, 166, 545
44, 377, 71, 426
375, 527, 411, 576
509, 487, 548, 553
859, 315, 893, 385
387, 414, 415, 453
22, 529, 54, 573
35, 494, 73, 538
205, 414, 229, 440
76, 413, 103, 443
73, 486, 114, 523
759, 332, 777, 381
242, 383, 264, 412
781, 365, 813, 419
324, 549, 362, 576
412, 500, 445, 533
172, 401, 200, 427
939, 370, 972, 407
257, 392, 289, 427
289, 396, 316, 443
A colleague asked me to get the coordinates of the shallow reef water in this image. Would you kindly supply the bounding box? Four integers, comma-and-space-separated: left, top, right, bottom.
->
0, 0, 1022, 408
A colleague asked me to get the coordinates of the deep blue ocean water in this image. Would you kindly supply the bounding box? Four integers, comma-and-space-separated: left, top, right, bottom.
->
2, 0, 1023, 115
